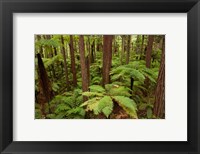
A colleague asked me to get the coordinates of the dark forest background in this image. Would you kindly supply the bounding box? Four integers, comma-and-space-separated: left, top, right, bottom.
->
35, 35, 165, 119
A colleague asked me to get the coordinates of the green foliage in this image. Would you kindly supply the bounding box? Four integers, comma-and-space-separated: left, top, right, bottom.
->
81, 84, 138, 118
47, 88, 85, 119
147, 107, 153, 119
35, 109, 42, 119
113, 96, 137, 118
89, 85, 106, 93
35, 35, 163, 119
98, 96, 113, 118
106, 84, 131, 97
81, 97, 102, 115
52, 82, 60, 92
81, 96, 113, 118
82, 91, 104, 97
43, 54, 63, 68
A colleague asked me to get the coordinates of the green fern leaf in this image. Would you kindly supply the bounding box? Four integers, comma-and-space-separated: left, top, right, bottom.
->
98, 96, 113, 118
107, 85, 131, 97
113, 96, 138, 119
89, 85, 105, 93
80, 97, 102, 115
55, 104, 71, 114
66, 107, 85, 118
82, 91, 104, 97
130, 69, 145, 82
147, 107, 153, 119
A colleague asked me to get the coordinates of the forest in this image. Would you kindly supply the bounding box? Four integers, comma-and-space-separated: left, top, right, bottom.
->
35, 35, 165, 119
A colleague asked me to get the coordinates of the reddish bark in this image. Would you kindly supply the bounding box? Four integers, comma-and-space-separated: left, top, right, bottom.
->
102, 35, 113, 87
146, 35, 154, 68
61, 35, 70, 90
69, 35, 77, 87
79, 35, 89, 101
153, 37, 165, 118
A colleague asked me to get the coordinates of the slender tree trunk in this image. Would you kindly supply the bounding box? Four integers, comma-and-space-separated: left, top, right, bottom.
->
74, 37, 77, 53
61, 35, 70, 90
153, 37, 165, 118
37, 53, 53, 115
146, 35, 154, 68
91, 40, 95, 63
126, 35, 131, 64
87, 36, 91, 64
36, 35, 44, 58
136, 35, 140, 54
79, 35, 89, 101
69, 35, 77, 87
53, 47, 57, 56
141, 35, 144, 53
85, 55, 90, 85
121, 35, 125, 64
45, 35, 56, 78
45, 35, 53, 58
102, 35, 113, 87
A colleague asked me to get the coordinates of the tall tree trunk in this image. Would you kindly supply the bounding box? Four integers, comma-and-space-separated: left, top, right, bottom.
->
37, 53, 53, 115
87, 36, 91, 64
141, 35, 144, 53
79, 35, 89, 101
121, 35, 125, 64
91, 40, 95, 63
126, 35, 131, 64
45, 35, 53, 58
136, 35, 140, 54
46, 35, 55, 78
36, 35, 44, 58
69, 35, 77, 87
85, 55, 90, 85
53, 47, 57, 56
146, 35, 154, 68
61, 35, 70, 90
153, 37, 165, 118
102, 35, 113, 87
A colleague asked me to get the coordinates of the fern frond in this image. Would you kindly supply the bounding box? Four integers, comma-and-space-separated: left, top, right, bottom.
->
98, 96, 113, 118
113, 96, 138, 119
82, 91, 104, 97
107, 84, 131, 97
130, 69, 145, 82
89, 85, 105, 93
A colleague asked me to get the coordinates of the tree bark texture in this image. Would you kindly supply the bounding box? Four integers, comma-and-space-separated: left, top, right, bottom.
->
61, 35, 70, 90
153, 37, 165, 118
69, 35, 77, 87
79, 35, 89, 101
102, 35, 113, 87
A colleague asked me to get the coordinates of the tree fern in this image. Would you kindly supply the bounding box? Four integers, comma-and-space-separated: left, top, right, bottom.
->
113, 96, 138, 119
89, 85, 106, 93
81, 84, 138, 118
98, 96, 113, 118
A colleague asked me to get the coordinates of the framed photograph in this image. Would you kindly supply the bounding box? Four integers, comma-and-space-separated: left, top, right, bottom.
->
0, 0, 200, 153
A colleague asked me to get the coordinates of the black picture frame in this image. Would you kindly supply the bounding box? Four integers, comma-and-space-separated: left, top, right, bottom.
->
0, 0, 200, 153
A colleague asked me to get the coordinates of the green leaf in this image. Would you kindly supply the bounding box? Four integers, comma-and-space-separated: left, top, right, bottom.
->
113, 96, 138, 118
138, 103, 147, 110
89, 85, 105, 93
52, 82, 59, 92
82, 91, 104, 97
130, 69, 145, 82
66, 107, 85, 118
46, 114, 56, 119
55, 103, 71, 114
147, 107, 153, 119
98, 96, 113, 118
107, 84, 131, 97
80, 97, 102, 115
